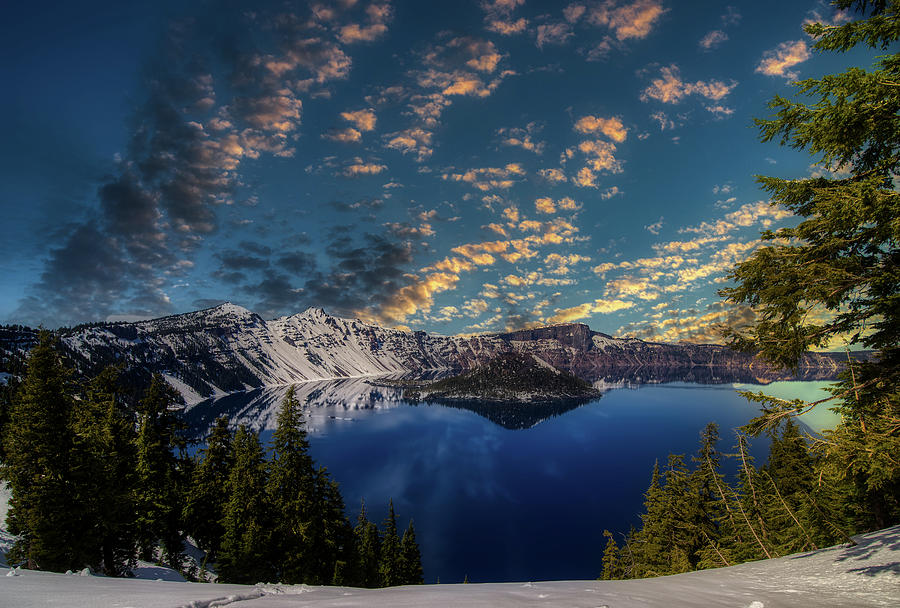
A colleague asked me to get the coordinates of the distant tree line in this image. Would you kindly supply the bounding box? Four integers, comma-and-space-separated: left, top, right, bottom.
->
0, 331, 422, 587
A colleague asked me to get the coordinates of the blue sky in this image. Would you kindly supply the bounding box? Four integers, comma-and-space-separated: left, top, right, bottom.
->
0, 0, 874, 340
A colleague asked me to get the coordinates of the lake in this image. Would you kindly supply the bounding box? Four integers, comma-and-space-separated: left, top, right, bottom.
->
183, 376, 838, 584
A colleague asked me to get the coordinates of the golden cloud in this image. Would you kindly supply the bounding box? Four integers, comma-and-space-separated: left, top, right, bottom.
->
341, 109, 377, 131
640, 64, 737, 107
587, 0, 667, 40
322, 127, 362, 143
756, 40, 810, 79
547, 298, 634, 324
574, 115, 628, 142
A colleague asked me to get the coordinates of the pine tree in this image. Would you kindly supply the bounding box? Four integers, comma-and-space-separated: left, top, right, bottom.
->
353, 500, 381, 588
2, 331, 80, 571
70, 366, 139, 575
267, 386, 317, 583
720, 0, 900, 529
599, 529, 621, 580
217, 425, 273, 584
399, 520, 424, 585
134, 374, 185, 568
630, 460, 667, 578
183, 416, 233, 562
378, 499, 401, 587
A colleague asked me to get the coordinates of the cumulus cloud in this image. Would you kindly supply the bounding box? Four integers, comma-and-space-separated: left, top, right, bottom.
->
640, 64, 737, 110
755, 40, 810, 80
574, 115, 628, 142
497, 122, 546, 154
616, 301, 755, 344
547, 298, 634, 324
384, 127, 434, 161
575, 0, 667, 40
539, 168, 568, 183
342, 157, 388, 177
481, 0, 528, 35
341, 108, 377, 131
536, 23, 574, 48
337, 2, 394, 44
442, 164, 526, 191
699, 29, 728, 50
323, 127, 362, 142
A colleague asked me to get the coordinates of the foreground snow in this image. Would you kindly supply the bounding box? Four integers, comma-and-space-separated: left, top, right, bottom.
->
1, 527, 897, 607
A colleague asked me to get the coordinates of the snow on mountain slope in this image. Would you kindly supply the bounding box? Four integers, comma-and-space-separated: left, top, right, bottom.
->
0, 526, 897, 607
46, 302, 848, 403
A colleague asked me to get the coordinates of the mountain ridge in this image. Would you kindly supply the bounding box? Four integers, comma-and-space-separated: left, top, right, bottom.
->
1, 303, 852, 402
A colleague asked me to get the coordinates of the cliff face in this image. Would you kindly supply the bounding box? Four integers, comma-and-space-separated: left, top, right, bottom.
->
0, 304, 851, 401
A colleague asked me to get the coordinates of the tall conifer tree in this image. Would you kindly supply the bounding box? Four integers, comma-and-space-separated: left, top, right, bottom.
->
183, 415, 233, 562
267, 386, 317, 583
218, 425, 273, 584
2, 332, 79, 571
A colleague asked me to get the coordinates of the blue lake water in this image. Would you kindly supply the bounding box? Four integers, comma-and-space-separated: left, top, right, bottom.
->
185, 378, 836, 583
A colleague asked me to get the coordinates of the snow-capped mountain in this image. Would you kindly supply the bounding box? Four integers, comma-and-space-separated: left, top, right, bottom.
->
2, 303, 847, 401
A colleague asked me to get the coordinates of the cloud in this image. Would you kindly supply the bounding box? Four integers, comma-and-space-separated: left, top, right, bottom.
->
755, 40, 810, 80
616, 301, 754, 343
600, 186, 621, 199
644, 217, 663, 234
384, 127, 434, 161
640, 64, 738, 108
337, 2, 394, 43
342, 157, 388, 177
487, 17, 528, 35
323, 127, 362, 142
679, 200, 793, 236
584, 0, 667, 40
341, 108, 377, 131
574, 115, 628, 142
547, 298, 634, 324
480, 0, 527, 35
699, 29, 728, 50
539, 168, 568, 183
536, 23, 574, 48
497, 122, 545, 154
442, 164, 526, 191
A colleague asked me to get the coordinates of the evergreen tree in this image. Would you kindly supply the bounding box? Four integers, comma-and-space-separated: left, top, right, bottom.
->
630, 460, 668, 578
399, 520, 424, 585
183, 416, 233, 562
353, 500, 381, 588
134, 374, 186, 568
720, 0, 900, 528
70, 366, 139, 575
218, 425, 273, 584
599, 529, 622, 580
2, 331, 79, 571
378, 499, 401, 587
317, 471, 354, 585
267, 386, 317, 583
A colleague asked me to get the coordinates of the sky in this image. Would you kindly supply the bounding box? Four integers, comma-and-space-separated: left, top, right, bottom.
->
0, 0, 875, 341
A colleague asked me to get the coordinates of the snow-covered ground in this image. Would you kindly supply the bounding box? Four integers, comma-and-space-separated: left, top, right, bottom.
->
0, 526, 897, 607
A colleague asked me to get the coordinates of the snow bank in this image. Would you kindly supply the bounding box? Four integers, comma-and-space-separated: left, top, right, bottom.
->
0, 526, 897, 607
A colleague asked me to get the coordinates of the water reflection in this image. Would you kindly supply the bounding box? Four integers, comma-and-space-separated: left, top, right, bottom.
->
184, 366, 843, 437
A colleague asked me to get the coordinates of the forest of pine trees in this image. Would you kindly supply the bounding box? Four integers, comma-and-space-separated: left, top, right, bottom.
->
0, 332, 423, 586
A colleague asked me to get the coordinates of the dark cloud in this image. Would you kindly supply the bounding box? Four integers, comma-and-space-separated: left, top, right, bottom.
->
245, 270, 305, 319
216, 252, 270, 271
238, 241, 273, 256
12, 222, 169, 326
276, 251, 317, 274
